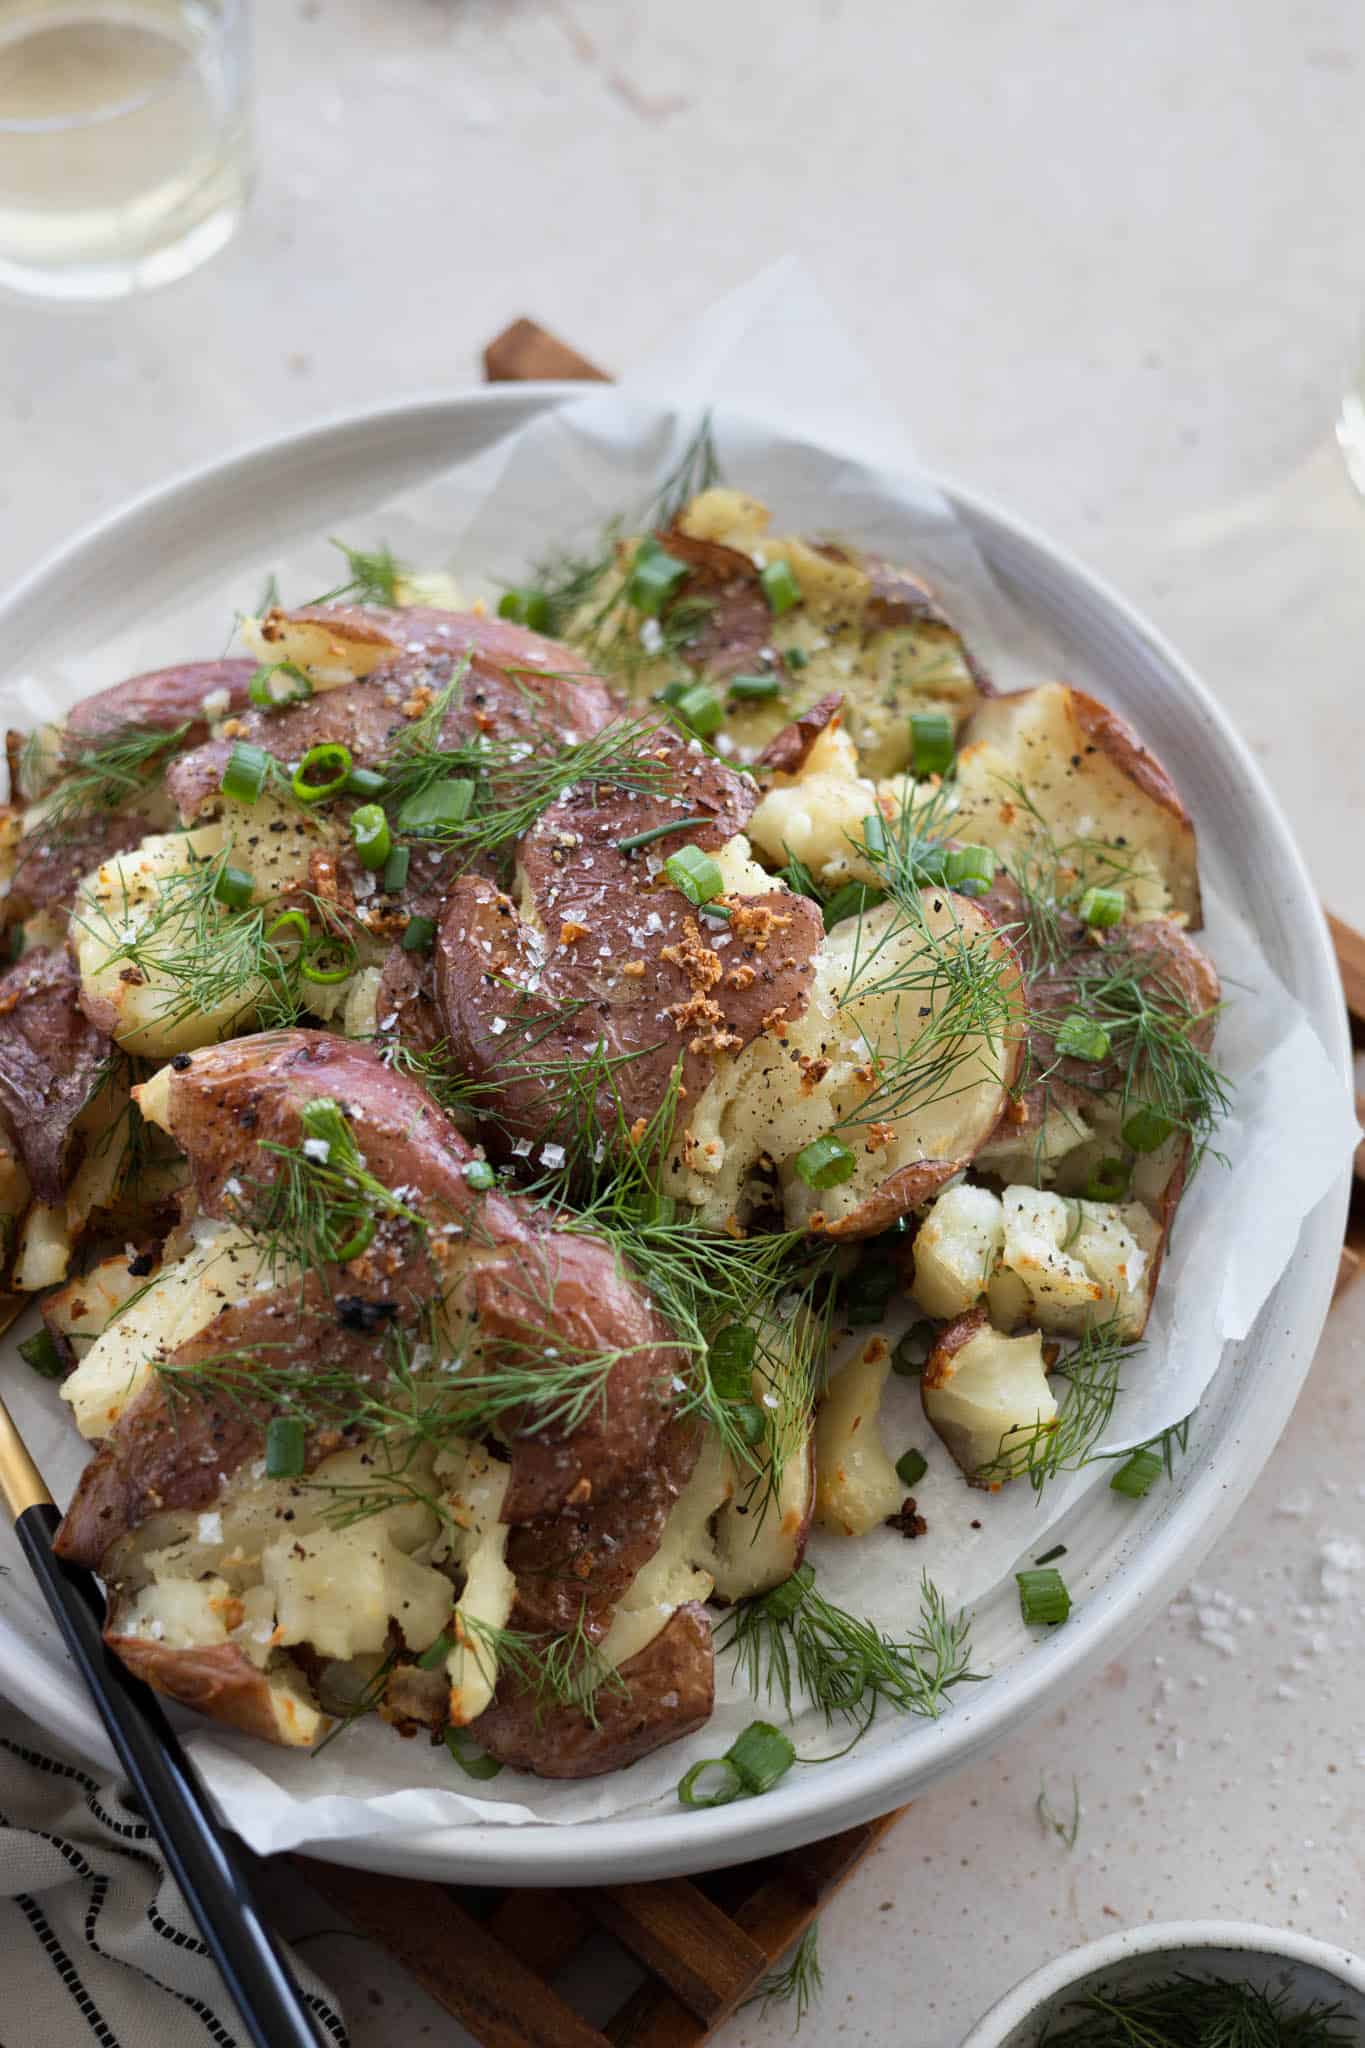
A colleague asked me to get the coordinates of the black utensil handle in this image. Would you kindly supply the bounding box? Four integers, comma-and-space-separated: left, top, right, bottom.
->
16, 1503, 324, 2048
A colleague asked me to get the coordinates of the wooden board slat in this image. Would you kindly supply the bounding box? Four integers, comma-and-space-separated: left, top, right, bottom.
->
298, 1862, 609, 2048
588, 1879, 767, 2022
1328, 911, 1365, 1041
484, 317, 610, 385
488, 1886, 595, 1977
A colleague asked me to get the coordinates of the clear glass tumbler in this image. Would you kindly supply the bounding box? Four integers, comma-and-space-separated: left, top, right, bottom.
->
0, 0, 253, 301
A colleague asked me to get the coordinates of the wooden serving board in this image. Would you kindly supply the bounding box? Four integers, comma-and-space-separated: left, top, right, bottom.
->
290, 323, 1365, 2047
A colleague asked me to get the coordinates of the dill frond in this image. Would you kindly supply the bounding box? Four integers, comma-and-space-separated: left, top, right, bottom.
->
720, 1567, 981, 1738
308, 537, 403, 607
459, 1609, 627, 1728
33, 720, 192, 831
974, 1317, 1135, 1495
742, 1925, 824, 2030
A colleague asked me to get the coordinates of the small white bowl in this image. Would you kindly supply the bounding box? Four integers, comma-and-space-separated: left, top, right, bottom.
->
961, 1921, 1365, 2047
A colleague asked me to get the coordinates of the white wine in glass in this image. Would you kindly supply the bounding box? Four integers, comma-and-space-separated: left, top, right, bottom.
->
0, 1, 253, 300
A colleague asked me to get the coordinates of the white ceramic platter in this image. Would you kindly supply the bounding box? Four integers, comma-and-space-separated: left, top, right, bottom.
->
0, 390, 1349, 1885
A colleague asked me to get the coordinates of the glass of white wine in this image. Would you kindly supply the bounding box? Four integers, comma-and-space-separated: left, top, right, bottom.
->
0, 0, 253, 300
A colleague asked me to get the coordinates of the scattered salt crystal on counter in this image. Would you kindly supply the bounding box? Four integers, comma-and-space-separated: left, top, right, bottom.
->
1320, 1537, 1365, 1599
1275, 1490, 1313, 1518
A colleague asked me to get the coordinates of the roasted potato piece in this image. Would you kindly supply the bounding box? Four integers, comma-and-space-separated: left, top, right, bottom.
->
568, 488, 987, 776
952, 683, 1200, 926
814, 1340, 904, 1537
665, 888, 1023, 1238
921, 1310, 1056, 1485
0, 947, 108, 1206
62, 658, 256, 749
106, 1618, 325, 1748
471, 1601, 714, 1780
434, 726, 823, 1163
241, 600, 611, 704
910, 1181, 1003, 1319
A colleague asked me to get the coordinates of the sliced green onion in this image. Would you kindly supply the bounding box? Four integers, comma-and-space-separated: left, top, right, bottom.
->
344, 765, 387, 800
909, 710, 954, 777
895, 1447, 929, 1489
266, 909, 310, 948
1058, 1197, 1084, 1252
944, 844, 997, 898
664, 844, 724, 906
793, 1135, 857, 1190
299, 934, 356, 985
784, 646, 810, 671
417, 1632, 452, 1671
300, 1097, 349, 1146
891, 1320, 935, 1376
265, 1415, 306, 1479
857, 814, 886, 863
759, 559, 801, 615
1122, 1105, 1175, 1153
1082, 1156, 1130, 1203
701, 902, 732, 922
732, 1400, 767, 1446
497, 588, 551, 632
627, 537, 689, 616
397, 777, 474, 834
212, 864, 254, 912
761, 1564, 814, 1622
1078, 885, 1125, 929
728, 673, 782, 701
1034, 1543, 1067, 1566
1016, 1566, 1072, 1627
672, 682, 724, 738
655, 677, 691, 706
401, 914, 436, 955
615, 815, 712, 855
330, 1215, 375, 1264
18, 1328, 64, 1379
1110, 1447, 1164, 1499
677, 1757, 746, 1809
823, 881, 885, 931
709, 1323, 757, 1401
1055, 1011, 1111, 1063
291, 743, 352, 804
463, 1160, 496, 1191
844, 1256, 897, 1326
444, 1727, 503, 1780
220, 740, 271, 804
247, 661, 312, 710
351, 804, 391, 871
727, 1719, 796, 1795
382, 845, 410, 893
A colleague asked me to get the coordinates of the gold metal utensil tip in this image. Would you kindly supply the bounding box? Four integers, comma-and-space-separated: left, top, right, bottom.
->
0, 1396, 54, 1517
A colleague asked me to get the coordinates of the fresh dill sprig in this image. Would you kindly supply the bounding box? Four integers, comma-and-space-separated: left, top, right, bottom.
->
71, 845, 316, 1036
719, 1567, 980, 1739
1037, 1772, 1081, 1849
311, 1649, 399, 1757
975, 1317, 1135, 1495
29, 720, 191, 830
1040, 1975, 1353, 2047
741, 1925, 824, 2031
458, 1609, 627, 1728
989, 774, 1147, 974
306, 537, 403, 607
376, 679, 674, 872
235, 1109, 426, 1291
380, 1037, 500, 1126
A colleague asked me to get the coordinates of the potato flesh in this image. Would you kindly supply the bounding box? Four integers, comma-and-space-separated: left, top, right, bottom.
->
923, 1325, 1056, 1482
240, 613, 390, 689
665, 892, 1013, 1232
434, 1440, 515, 1726
73, 799, 340, 1054
952, 684, 1179, 921
910, 1182, 1157, 1338
814, 1344, 903, 1537
262, 1523, 450, 1662
596, 1435, 728, 1672
911, 1182, 1004, 1319
60, 1219, 273, 1439
44, 1252, 151, 1353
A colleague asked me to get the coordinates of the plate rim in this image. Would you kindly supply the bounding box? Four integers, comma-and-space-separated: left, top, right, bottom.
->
0, 385, 1349, 1884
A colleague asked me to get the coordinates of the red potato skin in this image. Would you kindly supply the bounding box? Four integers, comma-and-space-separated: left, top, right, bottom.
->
755, 691, 845, 776
167, 605, 618, 819
471, 1601, 715, 1779
63, 659, 257, 744
503, 1418, 701, 1638
435, 728, 824, 1155
56, 1032, 690, 1569
0, 946, 109, 1202
5, 812, 146, 927
104, 1630, 318, 1745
